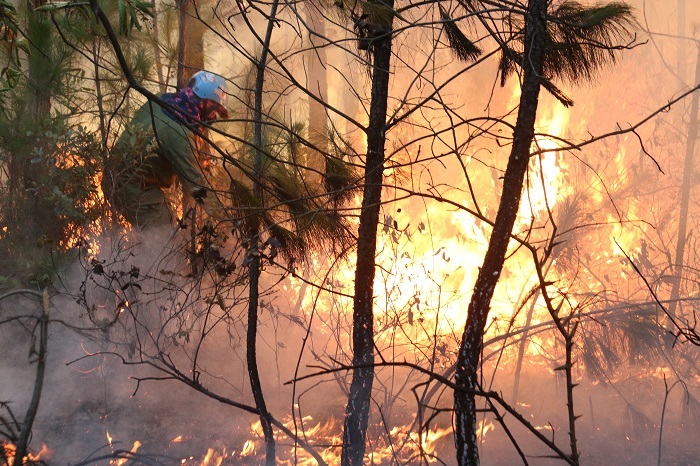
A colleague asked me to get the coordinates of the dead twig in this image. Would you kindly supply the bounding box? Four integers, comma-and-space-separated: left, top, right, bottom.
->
13, 288, 49, 466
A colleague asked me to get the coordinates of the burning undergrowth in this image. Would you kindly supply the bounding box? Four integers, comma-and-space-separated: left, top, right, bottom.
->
1, 193, 699, 465
2, 1, 700, 464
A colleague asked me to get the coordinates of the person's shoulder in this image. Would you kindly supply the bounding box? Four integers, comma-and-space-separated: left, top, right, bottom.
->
131, 98, 163, 121
143, 97, 185, 126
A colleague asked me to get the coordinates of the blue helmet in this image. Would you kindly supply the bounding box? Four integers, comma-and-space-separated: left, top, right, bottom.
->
187, 71, 228, 108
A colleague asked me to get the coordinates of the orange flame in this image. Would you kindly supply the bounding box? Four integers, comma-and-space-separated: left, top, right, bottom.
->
240, 439, 256, 457
1, 441, 51, 464
476, 419, 495, 439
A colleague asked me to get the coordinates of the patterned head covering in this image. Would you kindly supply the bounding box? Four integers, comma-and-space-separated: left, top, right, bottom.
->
161, 87, 212, 131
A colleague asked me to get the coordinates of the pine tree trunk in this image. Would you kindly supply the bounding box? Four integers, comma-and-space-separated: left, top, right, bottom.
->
24, 1, 55, 241
176, 0, 205, 87
453, 1, 547, 464
176, 0, 207, 228
305, 4, 328, 180
150, 0, 167, 92
341, 10, 394, 465
247, 2, 280, 464
247, 254, 275, 465
678, 0, 686, 82
669, 46, 700, 317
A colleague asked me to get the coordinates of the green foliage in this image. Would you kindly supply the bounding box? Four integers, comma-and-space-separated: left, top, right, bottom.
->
223, 117, 357, 265
33, 0, 153, 36
0, 124, 105, 235
0, 0, 23, 94
0, 123, 105, 285
0, 18, 105, 280
26, 6, 76, 109
26, 0, 156, 110
117, 0, 154, 35
42, 128, 105, 225
34, 1, 90, 14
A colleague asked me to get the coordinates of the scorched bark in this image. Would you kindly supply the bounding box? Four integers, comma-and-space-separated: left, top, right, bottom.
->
341, 9, 394, 465
453, 0, 547, 464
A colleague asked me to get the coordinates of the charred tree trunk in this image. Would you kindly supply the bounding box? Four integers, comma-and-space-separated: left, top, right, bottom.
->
27, 0, 51, 119
453, 1, 547, 464
561, 326, 580, 463
246, 253, 275, 465
92, 41, 108, 149
341, 9, 394, 465
247, 2, 280, 464
669, 45, 700, 318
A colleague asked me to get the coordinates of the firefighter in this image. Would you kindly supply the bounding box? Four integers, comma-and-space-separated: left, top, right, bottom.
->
105, 71, 229, 229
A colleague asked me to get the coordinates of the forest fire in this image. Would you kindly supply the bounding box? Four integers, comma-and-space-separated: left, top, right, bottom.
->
2, 0, 700, 465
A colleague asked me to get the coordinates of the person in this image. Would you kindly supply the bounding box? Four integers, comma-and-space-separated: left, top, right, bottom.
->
104, 71, 229, 229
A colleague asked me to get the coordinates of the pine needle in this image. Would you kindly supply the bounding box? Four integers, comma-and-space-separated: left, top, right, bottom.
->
496, 1, 635, 87
268, 223, 306, 264
623, 403, 653, 440
540, 77, 575, 107
545, 1, 636, 83
681, 392, 700, 429
324, 155, 360, 204
358, 0, 394, 28
440, 6, 482, 63
498, 46, 521, 86
227, 178, 262, 232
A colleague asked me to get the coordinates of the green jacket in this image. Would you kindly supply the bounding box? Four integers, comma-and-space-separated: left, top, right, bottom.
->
107, 99, 207, 227
115, 99, 205, 190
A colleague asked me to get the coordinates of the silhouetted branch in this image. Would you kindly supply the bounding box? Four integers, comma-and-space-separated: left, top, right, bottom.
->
12, 288, 49, 466
617, 240, 700, 346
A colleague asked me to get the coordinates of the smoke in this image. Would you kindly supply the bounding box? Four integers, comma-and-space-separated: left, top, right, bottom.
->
3, 0, 700, 465
0, 225, 353, 464
0, 228, 260, 463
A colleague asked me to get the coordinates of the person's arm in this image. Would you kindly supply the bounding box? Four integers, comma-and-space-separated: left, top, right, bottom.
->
153, 113, 227, 219
154, 112, 207, 190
